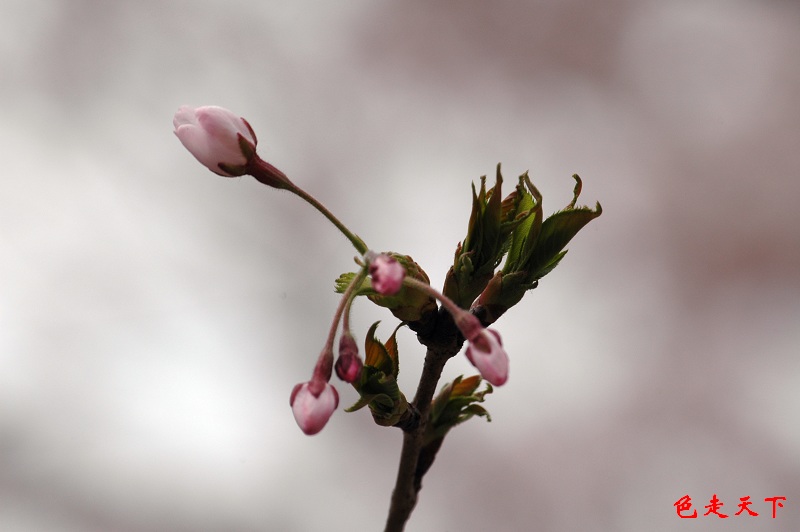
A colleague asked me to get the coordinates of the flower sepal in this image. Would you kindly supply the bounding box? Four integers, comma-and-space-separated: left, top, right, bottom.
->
174, 105, 294, 189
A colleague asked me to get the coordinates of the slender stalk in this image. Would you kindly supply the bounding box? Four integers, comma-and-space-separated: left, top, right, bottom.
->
308, 269, 366, 386
247, 157, 368, 254
402, 277, 463, 318
289, 186, 369, 255
323, 270, 366, 353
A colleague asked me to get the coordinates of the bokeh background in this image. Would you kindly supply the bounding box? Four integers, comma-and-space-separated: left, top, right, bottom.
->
2, 1, 799, 530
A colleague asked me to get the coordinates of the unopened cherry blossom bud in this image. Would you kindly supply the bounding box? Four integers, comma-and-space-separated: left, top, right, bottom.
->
369, 254, 405, 295
290, 380, 339, 435
173, 106, 257, 176
465, 329, 509, 386
335, 333, 363, 383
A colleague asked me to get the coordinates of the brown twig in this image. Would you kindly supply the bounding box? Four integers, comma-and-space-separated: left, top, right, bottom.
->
384, 310, 463, 532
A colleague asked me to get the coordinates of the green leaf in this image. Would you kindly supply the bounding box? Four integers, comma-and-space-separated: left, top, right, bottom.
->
345, 393, 379, 412
525, 199, 602, 282
451, 374, 482, 396
464, 404, 491, 422
430, 378, 456, 423
370, 392, 395, 410
334, 271, 372, 295
363, 321, 393, 375
384, 322, 404, 377
502, 173, 542, 274
532, 250, 568, 282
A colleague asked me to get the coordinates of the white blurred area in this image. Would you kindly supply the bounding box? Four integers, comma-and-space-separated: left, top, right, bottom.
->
2, 0, 799, 530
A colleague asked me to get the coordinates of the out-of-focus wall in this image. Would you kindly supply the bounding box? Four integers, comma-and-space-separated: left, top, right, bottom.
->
2, 1, 799, 530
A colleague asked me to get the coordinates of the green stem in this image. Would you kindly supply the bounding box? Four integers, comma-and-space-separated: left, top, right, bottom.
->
289, 186, 369, 255
247, 157, 368, 254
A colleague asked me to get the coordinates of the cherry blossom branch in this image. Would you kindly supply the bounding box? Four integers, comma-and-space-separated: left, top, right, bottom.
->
385, 329, 459, 532
174, 105, 601, 532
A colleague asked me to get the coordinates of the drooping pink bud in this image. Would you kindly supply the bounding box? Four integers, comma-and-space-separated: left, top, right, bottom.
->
465, 328, 509, 386
335, 333, 363, 383
369, 254, 405, 295
290, 381, 339, 435
173, 105, 256, 176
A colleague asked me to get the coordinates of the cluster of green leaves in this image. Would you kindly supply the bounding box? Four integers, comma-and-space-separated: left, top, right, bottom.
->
442, 165, 536, 309
425, 375, 493, 445
345, 322, 412, 427
476, 172, 602, 322
443, 164, 601, 323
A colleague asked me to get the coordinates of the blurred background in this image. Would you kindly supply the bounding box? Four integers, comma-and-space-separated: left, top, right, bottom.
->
2, 0, 799, 530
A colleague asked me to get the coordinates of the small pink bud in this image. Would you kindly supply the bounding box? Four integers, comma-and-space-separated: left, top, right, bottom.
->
173, 105, 256, 176
335, 334, 363, 383
290, 381, 339, 435
465, 328, 509, 386
369, 254, 405, 295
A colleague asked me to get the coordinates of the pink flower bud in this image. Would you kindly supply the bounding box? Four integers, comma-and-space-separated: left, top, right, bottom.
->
290, 381, 339, 435
335, 334, 363, 383
173, 105, 256, 176
369, 254, 405, 295
465, 328, 509, 386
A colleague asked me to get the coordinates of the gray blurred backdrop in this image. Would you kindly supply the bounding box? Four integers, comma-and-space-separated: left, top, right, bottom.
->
2, 1, 799, 531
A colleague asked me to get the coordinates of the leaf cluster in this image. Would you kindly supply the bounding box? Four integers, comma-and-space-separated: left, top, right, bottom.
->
475, 173, 602, 322
425, 375, 493, 445
442, 165, 536, 309
346, 322, 411, 427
